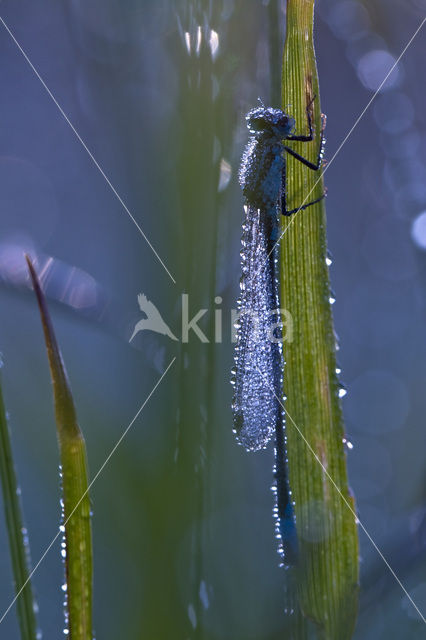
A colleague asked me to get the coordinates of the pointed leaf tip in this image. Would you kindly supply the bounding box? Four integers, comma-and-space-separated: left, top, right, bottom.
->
26, 256, 93, 637
26, 255, 78, 441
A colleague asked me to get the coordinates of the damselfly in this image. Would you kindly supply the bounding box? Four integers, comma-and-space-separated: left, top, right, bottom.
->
231, 97, 326, 565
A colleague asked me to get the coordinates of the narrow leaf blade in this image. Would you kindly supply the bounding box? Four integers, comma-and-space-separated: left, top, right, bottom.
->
0, 381, 39, 640
26, 256, 93, 640
280, 2, 360, 637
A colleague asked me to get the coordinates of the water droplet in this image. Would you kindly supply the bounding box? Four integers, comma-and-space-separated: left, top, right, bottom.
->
343, 437, 354, 450
218, 158, 232, 192
188, 603, 197, 629
209, 29, 219, 59
199, 580, 210, 610
184, 31, 191, 54
411, 210, 426, 250
196, 25, 202, 55
338, 386, 347, 398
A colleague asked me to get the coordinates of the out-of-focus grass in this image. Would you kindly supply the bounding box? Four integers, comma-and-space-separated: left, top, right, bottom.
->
0, 380, 39, 640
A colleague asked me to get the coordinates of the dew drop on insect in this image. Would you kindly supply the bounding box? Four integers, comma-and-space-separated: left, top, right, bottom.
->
338, 385, 347, 398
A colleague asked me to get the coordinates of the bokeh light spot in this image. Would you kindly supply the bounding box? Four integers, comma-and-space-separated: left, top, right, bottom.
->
411, 211, 426, 250
357, 49, 400, 92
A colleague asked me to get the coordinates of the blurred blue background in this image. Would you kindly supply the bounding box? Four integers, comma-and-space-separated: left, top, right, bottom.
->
0, 0, 425, 638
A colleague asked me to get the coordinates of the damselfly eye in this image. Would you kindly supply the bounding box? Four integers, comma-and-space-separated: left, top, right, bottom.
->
246, 107, 295, 137
247, 116, 268, 132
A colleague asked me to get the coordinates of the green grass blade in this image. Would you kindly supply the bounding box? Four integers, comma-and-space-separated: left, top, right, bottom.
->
0, 381, 39, 639
280, 1, 359, 638
26, 256, 93, 640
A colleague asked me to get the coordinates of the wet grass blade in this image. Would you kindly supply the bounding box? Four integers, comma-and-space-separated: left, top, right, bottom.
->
26, 256, 93, 640
0, 381, 39, 639
279, 1, 359, 637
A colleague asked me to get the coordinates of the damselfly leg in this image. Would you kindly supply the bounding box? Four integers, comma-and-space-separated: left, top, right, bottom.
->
281, 98, 327, 216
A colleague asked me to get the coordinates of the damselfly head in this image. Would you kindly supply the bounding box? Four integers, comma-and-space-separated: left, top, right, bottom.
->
246, 107, 295, 138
